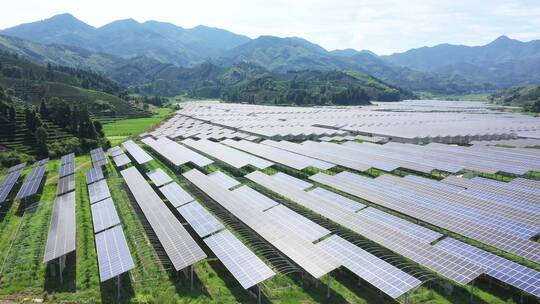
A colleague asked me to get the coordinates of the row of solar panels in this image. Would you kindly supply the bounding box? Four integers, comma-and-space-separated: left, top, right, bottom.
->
44, 153, 77, 263
292, 171, 540, 297
0, 163, 25, 203
184, 169, 423, 298
256, 139, 540, 176
15, 158, 49, 200
149, 168, 276, 290
86, 167, 135, 283
310, 172, 540, 263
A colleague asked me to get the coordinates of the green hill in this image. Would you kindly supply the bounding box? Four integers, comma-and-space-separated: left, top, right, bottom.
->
0, 52, 150, 118
489, 84, 540, 112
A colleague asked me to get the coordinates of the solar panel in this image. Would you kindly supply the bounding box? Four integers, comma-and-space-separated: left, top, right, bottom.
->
32, 158, 49, 167
308, 187, 365, 212
264, 204, 330, 242
317, 235, 421, 298
147, 168, 173, 187
95, 225, 135, 282
15, 165, 47, 200
60, 153, 75, 165
108, 146, 124, 157
122, 140, 153, 164
436, 238, 540, 297
159, 182, 194, 208
232, 186, 279, 211
88, 179, 111, 204
112, 153, 131, 167
56, 174, 76, 196
204, 230, 275, 289
7, 162, 26, 173
86, 167, 104, 185
90, 148, 108, 167
207, 171, 240, 189
43, 192, 76, 262
91, 198, 121, 233
0, 170, 23, 203
58, 161, 75, 178
121, 167, 206, 271
177, 201, 224, 237
142, 137, 213, 167
182, 138, 273, 169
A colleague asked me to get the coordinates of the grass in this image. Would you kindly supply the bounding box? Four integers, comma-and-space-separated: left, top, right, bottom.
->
103, 107, 173, 146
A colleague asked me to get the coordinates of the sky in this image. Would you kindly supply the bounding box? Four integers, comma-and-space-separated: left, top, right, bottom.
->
1, 0, 540, 55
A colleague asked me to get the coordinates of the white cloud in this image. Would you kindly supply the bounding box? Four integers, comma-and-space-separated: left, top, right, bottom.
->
1, 0, 539, 54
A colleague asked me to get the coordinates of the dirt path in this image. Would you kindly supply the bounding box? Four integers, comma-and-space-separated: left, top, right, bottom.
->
45, 160, 92, 185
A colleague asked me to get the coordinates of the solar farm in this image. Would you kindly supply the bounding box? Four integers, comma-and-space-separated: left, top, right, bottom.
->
0, 101, 539, 303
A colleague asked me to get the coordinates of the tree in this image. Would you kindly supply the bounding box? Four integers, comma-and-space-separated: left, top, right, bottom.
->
35, 126, 49, 157
77, 106, 98, 139
39, 99, 48, 119
93, 120, 104, 137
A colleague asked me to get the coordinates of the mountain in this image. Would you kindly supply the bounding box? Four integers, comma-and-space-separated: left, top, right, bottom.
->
1, 13, 250, 66
384, 36, 540, 88
219, 36, 491, 94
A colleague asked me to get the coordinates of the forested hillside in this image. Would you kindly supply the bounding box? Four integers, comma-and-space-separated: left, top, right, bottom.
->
490, 84, 540, 112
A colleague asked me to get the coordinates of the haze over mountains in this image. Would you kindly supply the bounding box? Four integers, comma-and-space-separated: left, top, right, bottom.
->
1, 13, 540, 95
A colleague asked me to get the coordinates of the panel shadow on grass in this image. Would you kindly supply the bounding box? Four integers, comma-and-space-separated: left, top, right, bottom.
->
43, 251, 77, 293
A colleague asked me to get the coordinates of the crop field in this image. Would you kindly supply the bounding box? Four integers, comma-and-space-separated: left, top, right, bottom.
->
103, 108, 173, 146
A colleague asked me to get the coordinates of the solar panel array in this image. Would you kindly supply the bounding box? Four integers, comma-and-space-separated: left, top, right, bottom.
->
90, 148, 108, 167
222, 139, 335, 170
246, 171, 483, 285
95, 225, 135, 282
182, 138, 273, 169
168, 101, 540, 143
122, 140, 153, 165
309, 172, 540, 264
32, 158, 49, 167
88, 179, 112, 204
155, 178, 275, 289
185, 169, 424, 297
0, 165, 24, 203
86, 167, 105, 185
108, 146, 124, 157
141, 136, 213, 167
146, 168, 173, 187
204, 230, 275, 289
183, 169, 340, 279
121, 167, 206, 271
436, 238, 540, 297
207, 171, 240, 190
317, 235, 421, 298
43, 191, 76, 262
15, 159, 48, 200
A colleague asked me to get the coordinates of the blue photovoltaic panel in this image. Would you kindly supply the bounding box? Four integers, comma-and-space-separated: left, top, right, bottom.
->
91, 198, 121, 233
60, 153, 75, 165
436, 238, 540, 297
177, 201, 224, 237
7, 162, 26, 173
59, 161, 75, 178
159, 182, 194, 208
86, 167, 104, 185
15, 165, 47, 200
43, 192, 76, 262
0, 170, 23, 203
204, 230, 275, 289
95, 225, 135, 282
88, 179, 111, 204
57, 174, 76, 196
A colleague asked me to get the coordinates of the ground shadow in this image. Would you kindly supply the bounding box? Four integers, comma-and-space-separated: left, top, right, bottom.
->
43, 251, 77, 293
99, 272, 136, 304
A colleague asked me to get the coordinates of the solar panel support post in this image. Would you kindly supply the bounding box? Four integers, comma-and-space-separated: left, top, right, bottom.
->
59, 255, 65, 284
257, 284, 261, 304
326, 275, 330, 299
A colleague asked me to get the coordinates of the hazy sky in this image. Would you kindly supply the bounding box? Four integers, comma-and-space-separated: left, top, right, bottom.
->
2, 0, 540, 55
